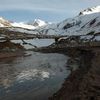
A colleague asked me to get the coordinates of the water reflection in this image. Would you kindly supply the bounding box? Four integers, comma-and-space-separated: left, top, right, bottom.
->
0, 64, 17, 88
16, 69, 50, 82
0, 51, 69, 100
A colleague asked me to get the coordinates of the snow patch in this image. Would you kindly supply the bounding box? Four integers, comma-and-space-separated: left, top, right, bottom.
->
11, 22, 36, 29
79, 6, 100, 15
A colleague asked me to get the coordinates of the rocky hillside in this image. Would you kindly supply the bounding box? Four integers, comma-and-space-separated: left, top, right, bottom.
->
57, 5, 100, 35
37, 5, 100, 35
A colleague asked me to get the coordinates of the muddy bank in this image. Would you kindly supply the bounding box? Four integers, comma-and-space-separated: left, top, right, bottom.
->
49, 48, 100, 100
0, 51, 25, 59
32, 40, 100, 100
34, 42, 100, 100
1, 39, 100, 100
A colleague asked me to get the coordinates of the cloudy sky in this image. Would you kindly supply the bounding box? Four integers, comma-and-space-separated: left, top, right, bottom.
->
0, 0, 100, 22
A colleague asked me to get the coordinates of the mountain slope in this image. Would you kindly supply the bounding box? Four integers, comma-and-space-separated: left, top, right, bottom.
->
79, 6, 100, 15
0, 17, 11, 27
58, 12, 100, 35
57, 5, 100, 35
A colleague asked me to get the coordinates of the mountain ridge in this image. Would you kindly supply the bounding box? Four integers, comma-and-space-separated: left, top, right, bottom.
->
0, 5, 100, 36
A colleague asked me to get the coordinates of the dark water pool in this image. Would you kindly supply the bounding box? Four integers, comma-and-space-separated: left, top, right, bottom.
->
0, 51, 70, 100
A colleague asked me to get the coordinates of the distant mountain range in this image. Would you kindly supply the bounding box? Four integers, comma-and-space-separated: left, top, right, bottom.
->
0, 18, 48, 28
11, 19, 49, 29
0, 5, 100, 35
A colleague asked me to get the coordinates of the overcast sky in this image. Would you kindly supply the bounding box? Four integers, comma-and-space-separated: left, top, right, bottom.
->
0, 0, 100, 22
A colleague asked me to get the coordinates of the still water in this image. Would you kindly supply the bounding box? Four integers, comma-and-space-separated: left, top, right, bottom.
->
0, 51, 70, 100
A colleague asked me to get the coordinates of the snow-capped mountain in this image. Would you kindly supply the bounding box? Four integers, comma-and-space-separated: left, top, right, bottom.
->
0, 5, 100, 36
57, 5, 100, 35
18, 5, 99, 36
27, 19, 48, 27
36, 5, 100, 35
0, 17, 11, 27
11, 19, 48, 30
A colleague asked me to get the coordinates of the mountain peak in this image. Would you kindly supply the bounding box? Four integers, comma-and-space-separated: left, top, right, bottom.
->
27, 19, 47, 27
79, 5, 100, 15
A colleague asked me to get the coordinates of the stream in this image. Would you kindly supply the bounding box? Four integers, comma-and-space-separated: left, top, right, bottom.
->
0, 51, 70, 100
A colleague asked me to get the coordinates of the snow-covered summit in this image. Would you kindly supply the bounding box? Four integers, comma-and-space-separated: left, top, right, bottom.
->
11, 19, 48, 29
79, 6, 100, 15
27, 19, 47, 27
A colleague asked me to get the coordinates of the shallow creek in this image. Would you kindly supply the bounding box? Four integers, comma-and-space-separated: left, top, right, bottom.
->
0, 51, 70, 100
